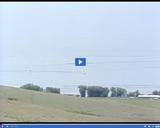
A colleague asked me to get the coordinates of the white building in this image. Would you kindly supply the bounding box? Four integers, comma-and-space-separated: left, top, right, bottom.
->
138, 94, 160, 99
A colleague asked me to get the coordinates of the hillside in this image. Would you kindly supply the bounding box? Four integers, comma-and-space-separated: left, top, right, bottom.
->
0, 85, 160, 122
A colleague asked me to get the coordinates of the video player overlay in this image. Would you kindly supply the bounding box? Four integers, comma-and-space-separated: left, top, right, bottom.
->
1, 124, 160, 128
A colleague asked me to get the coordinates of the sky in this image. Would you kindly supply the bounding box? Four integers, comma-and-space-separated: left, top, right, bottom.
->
0, 2, 160, 94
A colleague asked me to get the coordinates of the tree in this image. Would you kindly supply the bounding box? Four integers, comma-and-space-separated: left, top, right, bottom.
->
152, 90, 160, 95
45, 87, 60, 94
152, 90, 158, 95
101, 87, 110, 97
116, 87, 126, 97
110, 87, 117, 97
110, 87, 127, 97
87, 86, 109, 97
87, 86, 96, 97
78, 85, 87, 97
135, 90, 140, 97
127, 90, 140, 97
127, 92, 135, 97
20, 83, 43, 92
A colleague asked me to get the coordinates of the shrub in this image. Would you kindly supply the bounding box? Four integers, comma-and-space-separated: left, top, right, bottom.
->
7, 97, 18, 101
20, 83, 43, 92
45, 87, 60, 94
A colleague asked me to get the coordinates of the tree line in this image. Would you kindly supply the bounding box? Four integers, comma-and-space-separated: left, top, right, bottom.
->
20, 83, 159, 97
20, 83, 60, 94
78, 85, 140, 98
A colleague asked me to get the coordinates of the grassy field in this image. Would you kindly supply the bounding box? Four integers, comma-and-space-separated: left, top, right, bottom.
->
0, 85, 160, 122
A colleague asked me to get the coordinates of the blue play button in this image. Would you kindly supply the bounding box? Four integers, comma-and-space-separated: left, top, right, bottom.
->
75, 58, 86, 66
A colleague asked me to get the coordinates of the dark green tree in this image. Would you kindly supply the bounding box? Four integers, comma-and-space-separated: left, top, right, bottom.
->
20, 83, 43, 92
87, 86, 109, 97
110, 87, 117, 97
45, 87, 60, 94
116, 87, 127, 97
127, 92, 135, 97
152, 90, 158, 95
135, 90, 140, 97
101, 87, 110, 97
127, 90, 140, 97
110, 87, 127, 97
78, 85, 87, 97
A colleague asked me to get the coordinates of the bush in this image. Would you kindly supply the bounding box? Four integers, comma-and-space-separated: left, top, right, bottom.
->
7, 97, 18, 101
20, 83, 43, 92
45, 87, 60, 94
66, 110, 100, 117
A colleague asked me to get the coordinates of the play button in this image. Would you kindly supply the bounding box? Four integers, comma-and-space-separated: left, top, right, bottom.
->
79, 60, 82, 64
75, 58, 86, 66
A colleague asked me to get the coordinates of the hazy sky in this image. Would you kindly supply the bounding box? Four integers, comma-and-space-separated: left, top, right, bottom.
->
1, 2, 160, 94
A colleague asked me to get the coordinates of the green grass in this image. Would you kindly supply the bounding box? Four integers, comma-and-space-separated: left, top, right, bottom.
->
0, 85, 160, 122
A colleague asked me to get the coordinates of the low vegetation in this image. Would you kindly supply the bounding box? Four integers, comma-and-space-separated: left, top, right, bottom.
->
66, 110, 101, 117
20, 83, 43, 92
20, 83, 61, 94
7, 97, 18, 101
45, 87, 60, 94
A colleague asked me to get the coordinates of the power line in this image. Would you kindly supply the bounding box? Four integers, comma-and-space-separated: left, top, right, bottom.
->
0, 55, 149, 58
0, 66, 160, 73
97, 66, 160, 71
87, 60, 160, 64
0, 70, 85, 74
1, 60, 160, 67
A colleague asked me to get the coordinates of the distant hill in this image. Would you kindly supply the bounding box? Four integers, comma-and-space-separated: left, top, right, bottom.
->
0, 85, 160, 122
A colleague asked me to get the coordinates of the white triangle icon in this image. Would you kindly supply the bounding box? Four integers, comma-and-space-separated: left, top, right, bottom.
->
79, 60, 82, 64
